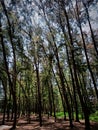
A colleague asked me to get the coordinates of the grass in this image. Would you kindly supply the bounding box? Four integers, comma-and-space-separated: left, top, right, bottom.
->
90, 111, 98, 122
56, 111, 98, 122
56, 112, 67, 117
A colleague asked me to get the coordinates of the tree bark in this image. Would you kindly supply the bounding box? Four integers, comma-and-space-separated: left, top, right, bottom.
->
1, 1, 17, 129
60, 0, 90, 129
76, 0, 98, 99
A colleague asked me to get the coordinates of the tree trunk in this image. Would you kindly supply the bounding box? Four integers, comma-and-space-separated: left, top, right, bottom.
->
1, 1, 17, 129
2, 80, 7, 125
35, 64, 42, 126
52, 68, 66, 120
47, 83, 53, 117
54, 42, 73, 128
50, 83, 56, 122
82, 2, 98, 57
84, 109, 91, 130
58, 4, 79, 122
76, 0, 98, 100
60, 1, 90, 129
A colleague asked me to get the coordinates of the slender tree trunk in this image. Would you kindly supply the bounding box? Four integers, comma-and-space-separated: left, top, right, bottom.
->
82, 2, 98, 56
11, 103, 14, 120
7, 94, 11, 121
48, 57, 56, 121
47, 83, 53, 117
50, 83, 56, 122
52, 68, 66, 120
76, 0, 98, 99
42, 7, 73, 126
2, 80, 7, 125
54, 43, 73, 127
1, 1, 18, 129
35, 63, 42, 126
57, 3, 79, 122
84, 110, 90, 130
66, 46, 79, 122
60, 1, 90, 129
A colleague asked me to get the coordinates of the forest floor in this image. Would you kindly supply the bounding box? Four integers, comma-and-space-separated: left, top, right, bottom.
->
0, 115, 98, 130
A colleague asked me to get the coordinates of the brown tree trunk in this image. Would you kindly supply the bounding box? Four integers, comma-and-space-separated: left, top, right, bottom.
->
52, 68, 66, 120
76, 0, 98, 100
82, 2, 98, 56
47, 83, 53, 117
1, 1, 17, 129
50, 83, 56, 122
2, 80, 7, 125
60, 1, 90, 129
53, 41, 73, 127
57, 3, 79, 121
34, 54, 42, 126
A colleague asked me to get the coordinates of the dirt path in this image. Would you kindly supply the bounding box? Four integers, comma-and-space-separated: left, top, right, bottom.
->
0, 125, 12, 130
0, 115, 98, 130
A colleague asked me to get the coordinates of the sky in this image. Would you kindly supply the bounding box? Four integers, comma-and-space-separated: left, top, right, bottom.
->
82, 2, 98, 32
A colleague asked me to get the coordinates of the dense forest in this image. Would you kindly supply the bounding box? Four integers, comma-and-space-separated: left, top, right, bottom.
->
0, 0, 98, 130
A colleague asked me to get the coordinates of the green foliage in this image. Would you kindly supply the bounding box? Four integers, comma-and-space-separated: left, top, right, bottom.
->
0, 1, 98, 128
56, 111, 98, 122
90, 111, 98, 122
56, 112, 67, 118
